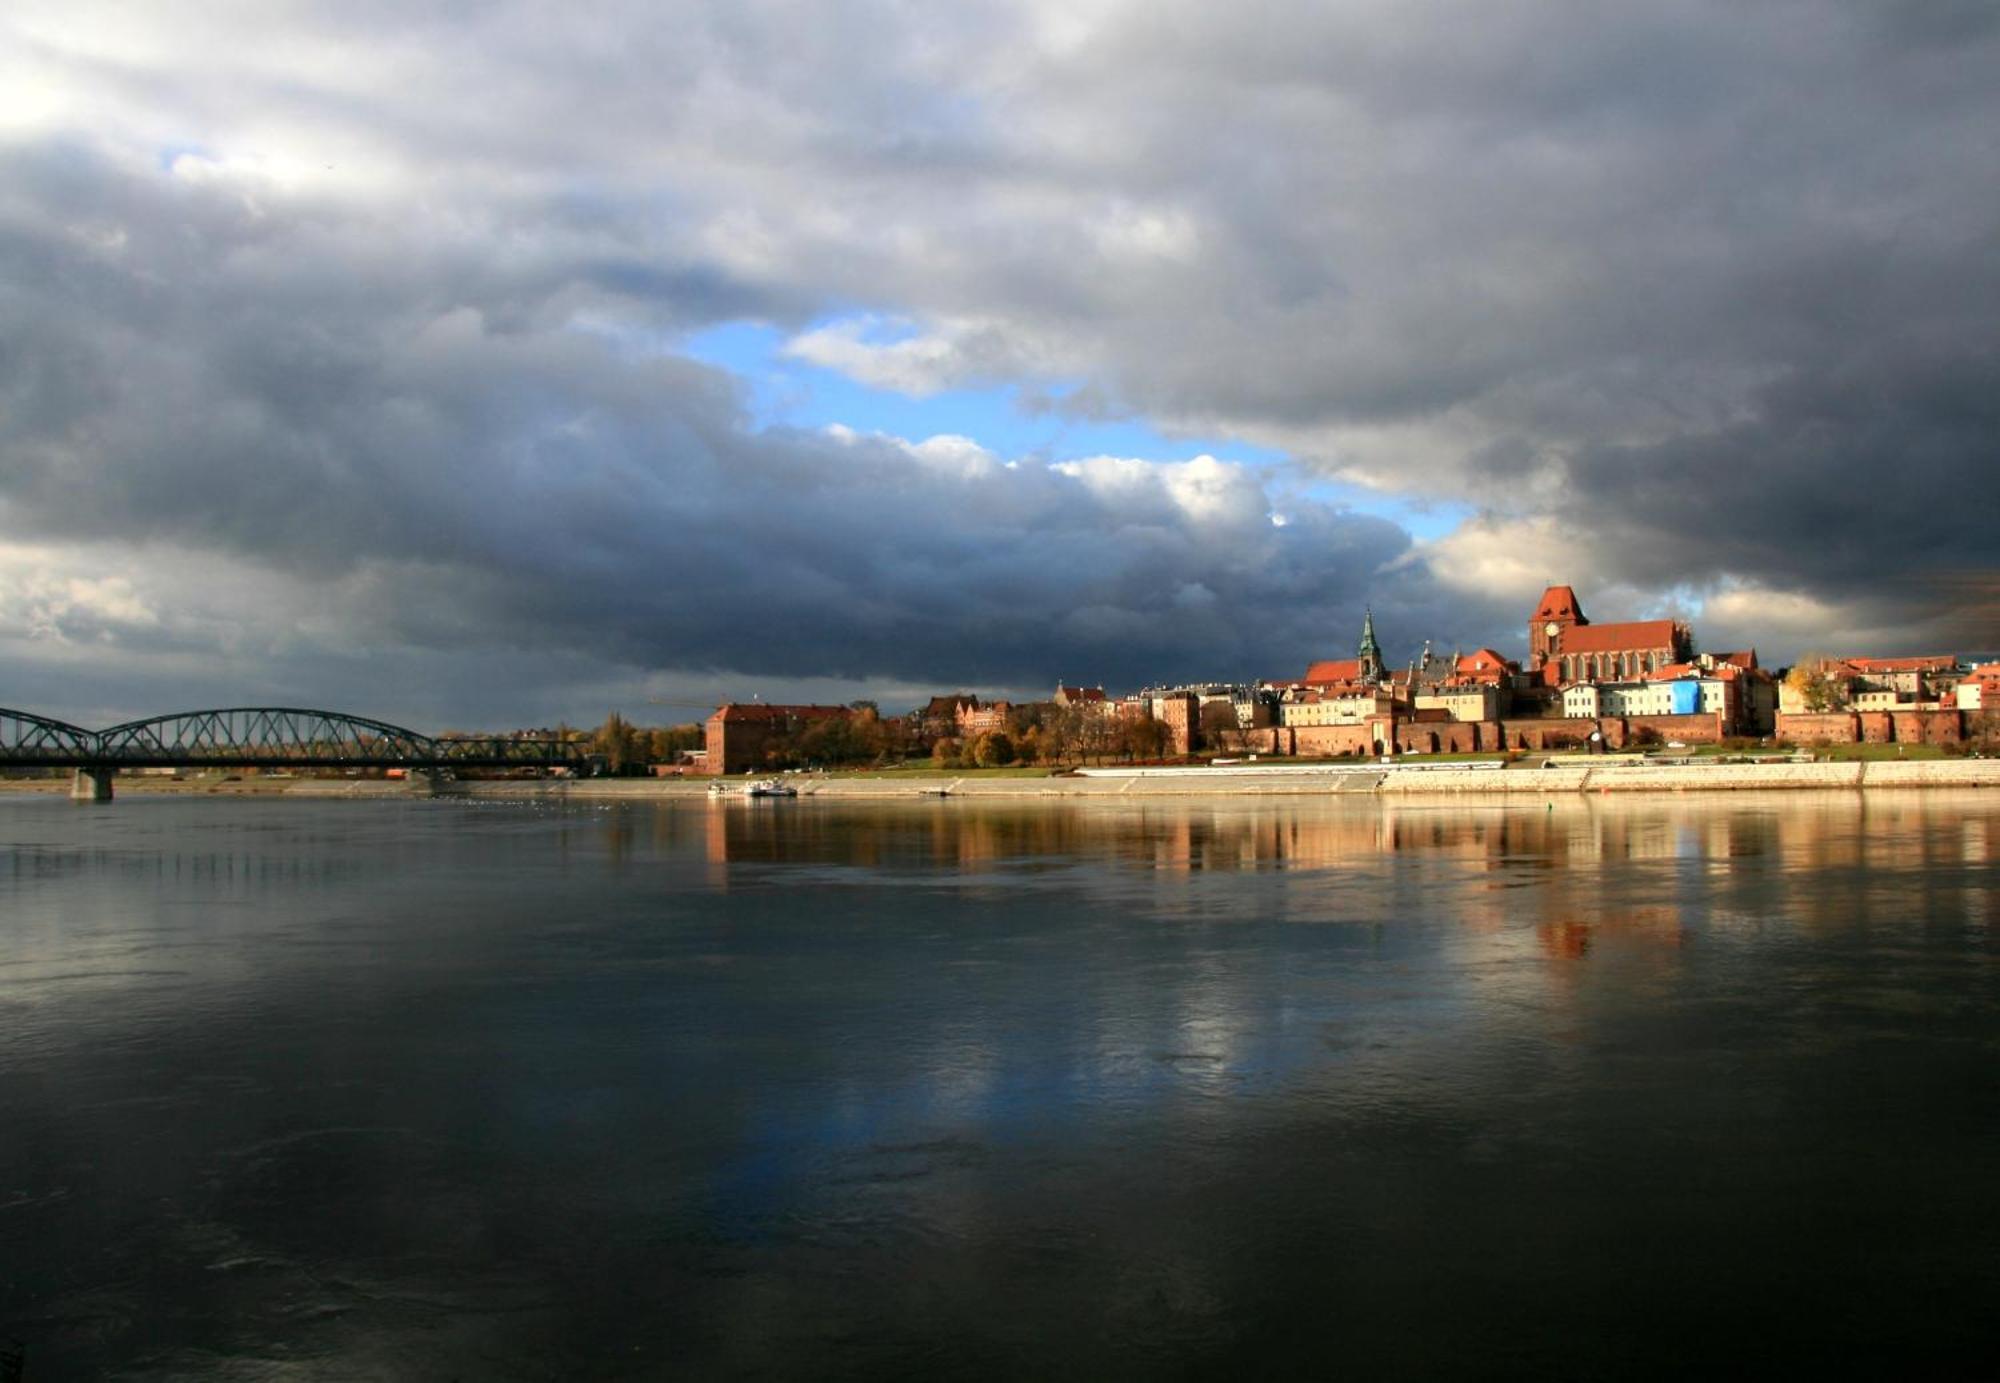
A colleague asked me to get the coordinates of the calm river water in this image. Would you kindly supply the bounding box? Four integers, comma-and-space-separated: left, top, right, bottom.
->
3, 792, 1997, 1379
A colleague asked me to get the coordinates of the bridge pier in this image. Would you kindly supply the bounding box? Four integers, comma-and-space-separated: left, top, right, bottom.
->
70, 767, 115, 802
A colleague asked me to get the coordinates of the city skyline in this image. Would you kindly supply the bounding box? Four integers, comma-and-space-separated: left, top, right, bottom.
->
3, 3, 1996, 728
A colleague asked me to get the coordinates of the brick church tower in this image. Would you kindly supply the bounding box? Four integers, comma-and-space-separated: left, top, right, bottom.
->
1529, 585, 1586, 673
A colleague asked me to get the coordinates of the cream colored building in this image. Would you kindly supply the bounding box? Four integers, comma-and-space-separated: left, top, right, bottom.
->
1562, 684, 1601, 718
1414, 685, 1500, 723
1281, 692, 1394, 727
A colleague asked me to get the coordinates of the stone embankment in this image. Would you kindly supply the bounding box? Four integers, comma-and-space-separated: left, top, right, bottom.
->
7, 758, 1992, 801
463, 757, 2000, 800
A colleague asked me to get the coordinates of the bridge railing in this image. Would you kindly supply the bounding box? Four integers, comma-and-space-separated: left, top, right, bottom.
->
0, 709, 101, 766
1, 707, 594, 772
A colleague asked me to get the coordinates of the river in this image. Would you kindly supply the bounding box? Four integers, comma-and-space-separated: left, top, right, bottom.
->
3, 792, 1996, 1379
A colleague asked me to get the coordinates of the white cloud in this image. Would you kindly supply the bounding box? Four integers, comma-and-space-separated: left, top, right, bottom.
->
2, 0, 1993, 723
782, 315, 1058, 398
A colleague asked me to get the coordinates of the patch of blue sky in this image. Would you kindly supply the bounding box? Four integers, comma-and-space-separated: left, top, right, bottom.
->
681, 320, 1283, 465
1302, 484, 1474, 542
681, 320, 1473, 540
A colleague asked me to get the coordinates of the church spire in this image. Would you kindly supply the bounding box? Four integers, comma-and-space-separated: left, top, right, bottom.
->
1357, 607, 1384, 683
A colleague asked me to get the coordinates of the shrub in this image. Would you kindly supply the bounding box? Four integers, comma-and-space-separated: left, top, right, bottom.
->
972, 732, 1015, 767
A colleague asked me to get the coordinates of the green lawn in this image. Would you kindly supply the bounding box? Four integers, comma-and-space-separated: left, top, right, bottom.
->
1790, 741, 1949, 761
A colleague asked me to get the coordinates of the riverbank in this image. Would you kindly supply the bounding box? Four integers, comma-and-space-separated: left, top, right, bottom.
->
5, 757, 1995, 800
463, 757, 2000, 799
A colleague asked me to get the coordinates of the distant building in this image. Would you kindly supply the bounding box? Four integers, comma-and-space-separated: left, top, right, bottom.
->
1959, 663, 2000, 711
916, 694, 979, 743
1304, 609, 1387, 686
1529, 584, 1693, 686
956, 699, 1012, 736
1451, 648, 1516, 686
703, 703, 852, 774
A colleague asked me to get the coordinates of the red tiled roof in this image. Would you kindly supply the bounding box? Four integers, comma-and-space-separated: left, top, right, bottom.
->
712, 703, 851, 722
1303, 658, 1362, 684
1453, 648, 1514, 682
1649, 663, 1740, 682
1713, 649, 1759, 669
1844, 655, 1958, 673
1057, 686, 1107, 702
1534, 585, 1585, 623
1555, 619, 1682, 653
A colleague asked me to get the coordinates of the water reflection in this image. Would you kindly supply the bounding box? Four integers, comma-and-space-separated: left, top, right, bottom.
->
2, 792, 1997, 1380
695, 789, 1993, 878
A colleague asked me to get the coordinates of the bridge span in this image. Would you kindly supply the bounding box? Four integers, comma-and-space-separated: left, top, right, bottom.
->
1, 707, 593, 800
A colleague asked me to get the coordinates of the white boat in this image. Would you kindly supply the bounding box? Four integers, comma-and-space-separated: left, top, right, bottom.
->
741, 778, 797, 798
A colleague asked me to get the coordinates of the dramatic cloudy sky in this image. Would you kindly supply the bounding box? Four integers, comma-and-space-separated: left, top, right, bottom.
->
3, 0, 1996, 727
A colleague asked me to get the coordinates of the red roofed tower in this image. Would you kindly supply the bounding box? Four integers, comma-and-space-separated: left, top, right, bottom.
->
1528, 585, 1694, 686
1529, 585, 1586, 673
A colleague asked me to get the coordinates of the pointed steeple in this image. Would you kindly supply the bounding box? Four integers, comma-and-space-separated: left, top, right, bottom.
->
1357, 607, 1385, 683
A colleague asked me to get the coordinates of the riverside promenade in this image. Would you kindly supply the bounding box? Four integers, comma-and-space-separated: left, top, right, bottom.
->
462, 757, 2000, 800
8, 758, 1994, 800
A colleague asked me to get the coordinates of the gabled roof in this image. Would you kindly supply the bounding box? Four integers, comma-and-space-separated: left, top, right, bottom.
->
1712, 649, 1759, 669
1557, 619, 1682, 654
1056, 685, 1107, 702
1303, 658, 1362, 684
1534, 585, 1586, 624
1453, 648, 1514, 682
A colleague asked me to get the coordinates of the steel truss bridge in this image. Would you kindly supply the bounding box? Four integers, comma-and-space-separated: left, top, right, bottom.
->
1, 707, 593, 799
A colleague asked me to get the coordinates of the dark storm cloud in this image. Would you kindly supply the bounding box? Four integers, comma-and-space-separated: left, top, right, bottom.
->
0, 140, 1416, 708
4, 0, 1997, 721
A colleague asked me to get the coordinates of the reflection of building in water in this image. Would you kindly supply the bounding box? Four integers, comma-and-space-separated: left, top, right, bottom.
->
1537, 907, 1684, 961
690, 794, 1992, 914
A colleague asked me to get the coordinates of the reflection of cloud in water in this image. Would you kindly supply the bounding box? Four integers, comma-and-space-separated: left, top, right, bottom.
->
7, 790, 2000, 1377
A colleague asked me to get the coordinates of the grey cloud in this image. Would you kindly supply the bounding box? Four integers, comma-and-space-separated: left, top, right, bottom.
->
0, 141, 1424, 713
5, 0, 1997, 712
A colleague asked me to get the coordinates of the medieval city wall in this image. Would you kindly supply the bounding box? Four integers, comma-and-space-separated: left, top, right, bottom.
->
1776, 710, 1965, 745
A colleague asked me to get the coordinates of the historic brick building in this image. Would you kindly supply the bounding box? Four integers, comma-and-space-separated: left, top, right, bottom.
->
703, 703, 852, 775
1303, 608, 1387, 687
1529, 585, 1693, 687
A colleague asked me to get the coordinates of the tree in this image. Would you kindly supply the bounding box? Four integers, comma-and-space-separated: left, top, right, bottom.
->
1966, 709, 1998, 752
1198, 700, 1240, 754
1785, 653, 1847, 713
592, 711, 641, 774
972, 731, 1015, 767
1116, 716, 1169, 762
799, 713, 877, 767
931, 736, 963, 768
1042, 704, 1087, 765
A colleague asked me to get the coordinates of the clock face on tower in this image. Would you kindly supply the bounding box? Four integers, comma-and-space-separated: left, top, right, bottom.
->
1544, 621, 1561, 638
